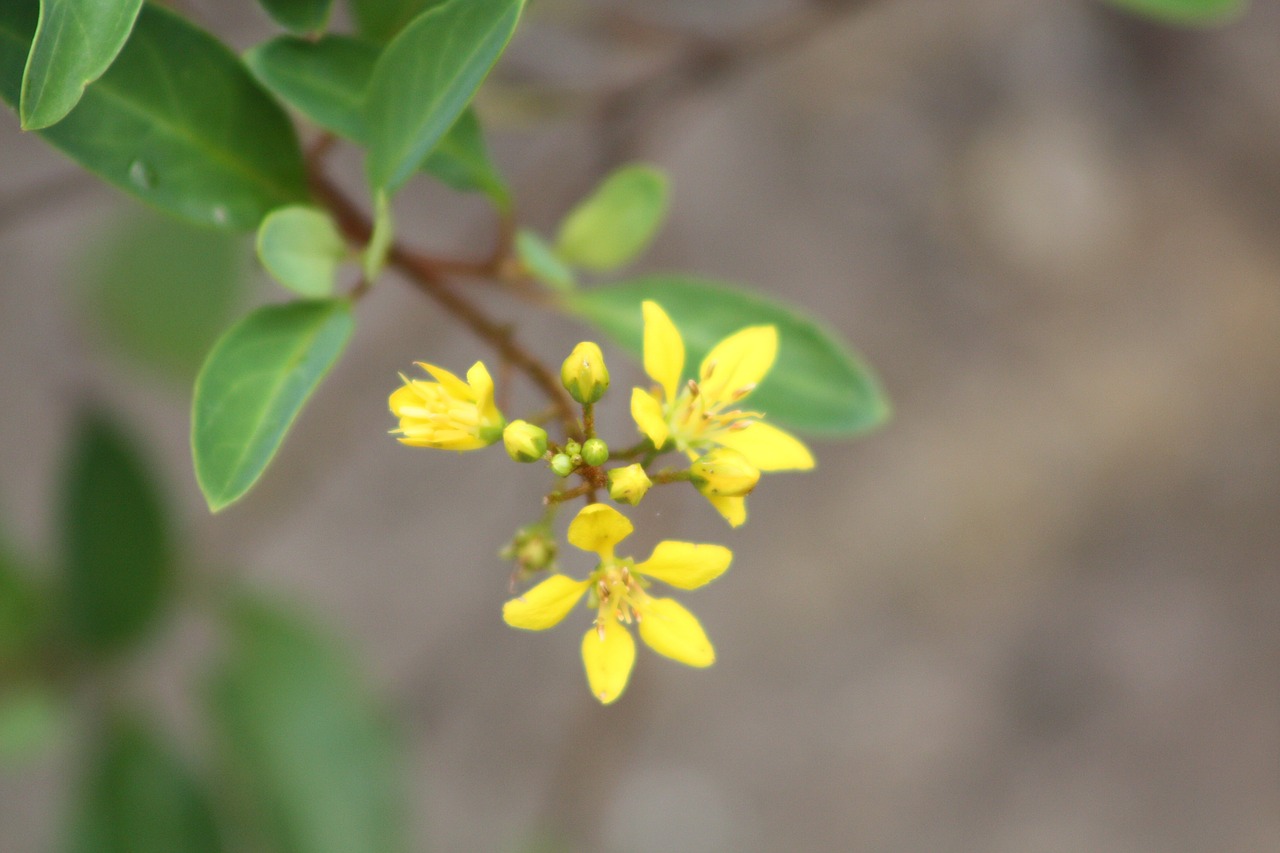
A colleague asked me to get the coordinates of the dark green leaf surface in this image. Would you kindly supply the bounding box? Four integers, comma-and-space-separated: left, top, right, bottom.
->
208, 597, 403, 853
244, 34, 379, 141
566, 276, 890, 436
0, 539, 44, 663
1103, 0, 1247, 24
79, 205, 250, 381
422, 107, 510, 208
364, 0, 523, 192
61, 411, 173, 655
257, 0, 333, 35
0, 3, 308, 229
556, 165, 668, 271
349, 0, 446, 43
19, 0, 143, 129
192, 300, 353, 512
256, 206, 347, 298
69, 717, 222, 853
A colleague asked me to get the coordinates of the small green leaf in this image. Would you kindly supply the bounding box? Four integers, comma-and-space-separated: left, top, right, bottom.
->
349, 0, 447, 43
1102, 0, 1248, 24
364, 0, 524, 193
565, 276, 890, 436
257, 0, 333, 35
19, 0, 143, 129
362, 190, 394, 283
208, 596, 404, 853
69, 716, 222, 853
61, 410, 173, 656
0, 685, 67, 765
515, 229, 575, 292
555, 165, 668, 272
423, 107, 511, 208
79, 205, 250, 381
244, 34, 379, 141
0, 3, 308, 229
192, 301, 354, 512
257, 206, 348, 298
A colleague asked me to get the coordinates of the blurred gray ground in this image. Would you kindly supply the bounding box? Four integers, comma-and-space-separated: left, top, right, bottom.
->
3, 0, 1280, 850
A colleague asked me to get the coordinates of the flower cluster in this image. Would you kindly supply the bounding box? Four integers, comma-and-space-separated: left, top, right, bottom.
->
389, 301, 813, 703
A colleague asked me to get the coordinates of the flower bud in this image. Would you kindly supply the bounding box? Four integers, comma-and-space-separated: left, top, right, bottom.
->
607, 463, 653, 505
690, 448, 760, 497
563, 440, 581, 457
550, 453, 576, 477
561, 342, 610, 404
500, 523, 558, 575
582, 437, 609, 466
503, 420, 548, 463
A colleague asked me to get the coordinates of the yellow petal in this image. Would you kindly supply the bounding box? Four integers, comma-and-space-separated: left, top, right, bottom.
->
465, 361, 502, 424
502, 575, 590, 630
388, 384, 423, 415
630, 387, 669, 448
637, 597, 714, 667
716, 421, 814, 471
698, 325, 776, 406
642, 301, 684, 402
581, 617, 636, 704
567, 504, 634, 556
635, 541, 732, 590
418, 362, 471, 400
706, 494, 746, 528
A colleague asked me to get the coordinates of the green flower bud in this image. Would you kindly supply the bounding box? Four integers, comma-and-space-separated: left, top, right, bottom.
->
500, 523, 558, 575
689, 448, 760, 497
561, 341, 610, 404
550, 453, 575, 477
563, 440, 581, 457
607, 463, 653, 505
503, 420, 548, 463
582, 438, 609, 466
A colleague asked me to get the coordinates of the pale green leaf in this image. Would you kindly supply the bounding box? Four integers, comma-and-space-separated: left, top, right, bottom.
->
555, 165, 668, 272
19, 0, 143, 129
244, 34, 379, 141
364, 0, 524, 192
515, 229, 575, 291
0, 686, 67, 765
362, 190, 393, 283
1103, 0, 1248, 25
257, 0, 333, 35
192, 300, 354, 512
0, 3, 308, 230
257, 206, 348, 298
566, 276, 890, 436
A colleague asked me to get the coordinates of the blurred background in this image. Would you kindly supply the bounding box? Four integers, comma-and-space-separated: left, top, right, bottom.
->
2, 0, 1279, 850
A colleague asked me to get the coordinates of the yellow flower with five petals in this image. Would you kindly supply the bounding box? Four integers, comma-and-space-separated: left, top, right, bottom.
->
390, 361, 505, 450
503, 503, 731, 704
629, 301, 814, 526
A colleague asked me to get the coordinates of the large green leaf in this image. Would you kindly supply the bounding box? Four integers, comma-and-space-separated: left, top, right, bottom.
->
364, 0, 523, 192
565, 276, 890, 436
68, 717, 222, 853
61, 410, 173, 656
79, 205, 250, 381
349, 0, 446, 43
0, 3, 308, 230
257, 0, 333, 35
208, 597, 404, 853
19, 0, 142, 129
422, 107, 510, 209
1102, 0, 1248, 24
192, 300, 354, 512
256, 206, 348, 298
555, 165, 668, 272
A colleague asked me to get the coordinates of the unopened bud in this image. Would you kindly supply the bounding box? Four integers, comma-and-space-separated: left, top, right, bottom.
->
607, 463, 653, 505
560, 342, 610, 404
582, 437, 609, 466
690, 448, 759, 497
550, 453, 575, 477
503, 420, 548, 463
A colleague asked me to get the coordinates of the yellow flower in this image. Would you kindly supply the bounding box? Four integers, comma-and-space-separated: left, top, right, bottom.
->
607, 463, 652, 505
390, 361, 505, 450
690, 448, 760, 498
629, 301, 814, 526
561, 341, 610, 404
503, 503, 731, 704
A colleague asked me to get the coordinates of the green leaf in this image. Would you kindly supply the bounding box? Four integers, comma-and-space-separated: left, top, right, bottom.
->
349, 0, 447, 43
192, 301, 354, 512
565, 276, 890, 436
364, 0, 524, 193
257, 206, 348, 298
79, 205, 250, 381
555, 165, 668, 272
244, 34, 379, 142
423, 107, 511, 209
257, 0, 333, 35
69, 716, 222, 853
208, 597, 403, 853
362, 190, 394, 283
19, 0, 143, 129
61, 410, 173, 656
0, 540, 45, 663
0, 3, 308, 230
1102, 0, 1248, 25
515, 229, 575, 292
0, 685, 67, 765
